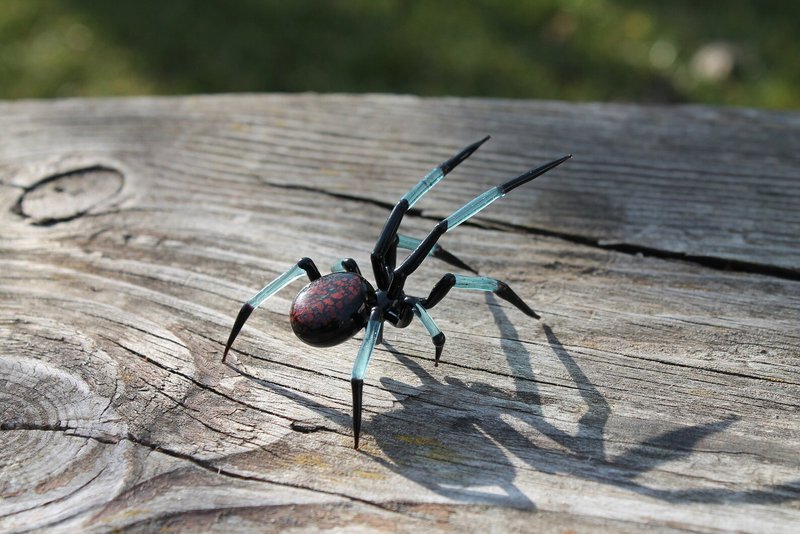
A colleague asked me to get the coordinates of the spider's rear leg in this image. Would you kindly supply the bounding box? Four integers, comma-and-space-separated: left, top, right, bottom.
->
424, 273, 540, 319
222, 257, 321, 362
409, 300, 446, 365
396, 234, 477, 274
331, 258, 362, 275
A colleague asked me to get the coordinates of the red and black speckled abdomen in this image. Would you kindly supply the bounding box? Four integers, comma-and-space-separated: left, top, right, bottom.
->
290, 272, 376, 347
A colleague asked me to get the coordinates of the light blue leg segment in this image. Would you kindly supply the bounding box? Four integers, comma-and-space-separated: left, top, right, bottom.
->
247, 264, 306, 308
351, 311, 382, 448
452, 274, 500, 291
224, 261, 316, 362
395, 155, 570, 280
402, 167, 445, 208
443, 154, 570, 231
424, 273, 539, 319
398, 235, 437, 257
351, 316, 382, 381
397, 234, 477, 273
412, 303, 441, 337
330, 258, 362, 275
412, 303, 446, 365
444, 187, 503, 230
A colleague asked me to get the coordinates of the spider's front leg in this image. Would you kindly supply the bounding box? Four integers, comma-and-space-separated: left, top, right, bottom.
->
409, 300, 446, 366
351, 307, 383, 449
405, 274, 539, 367
392, 154, 571, 289
222, 257, 321, 362
370, 137, 490, 289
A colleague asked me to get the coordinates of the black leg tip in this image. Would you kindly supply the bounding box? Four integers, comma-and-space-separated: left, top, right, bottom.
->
495, 282, 540, 319
440, 136, 491, 175
351, 378, 364, 449
499, 154, 572, 194
432, 245, 478, 274
433, 333, 445, 366
223, 302, 255, 362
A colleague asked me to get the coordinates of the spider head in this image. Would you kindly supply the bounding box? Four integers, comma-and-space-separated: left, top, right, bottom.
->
290, 272, 376, 347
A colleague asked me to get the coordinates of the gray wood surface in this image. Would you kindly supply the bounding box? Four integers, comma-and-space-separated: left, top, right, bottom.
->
1, 94, 798, 533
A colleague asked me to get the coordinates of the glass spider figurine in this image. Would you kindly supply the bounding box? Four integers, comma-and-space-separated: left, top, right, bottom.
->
222, 136, 570, 448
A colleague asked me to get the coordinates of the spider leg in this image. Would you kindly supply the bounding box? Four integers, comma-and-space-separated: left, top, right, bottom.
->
386, 235, 398, 272
424, 273, 540, 319
222, 258, 321, 362
410, 301, 446, 365
397, 234, 477, 273
371, 137, 491, 289
392, 155, 571, 289
351, 307, 383, 449
331, 258, 362, 275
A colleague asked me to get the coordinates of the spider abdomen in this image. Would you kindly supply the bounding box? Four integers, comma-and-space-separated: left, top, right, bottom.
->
290, 272, 376, 347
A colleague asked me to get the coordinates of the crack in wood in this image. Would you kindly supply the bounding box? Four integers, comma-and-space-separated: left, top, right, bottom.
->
0, 469, 108, 523
259, 179, 800, 281
119, 433, 402, 513
99, 336, 296, 422
0, 422, 120, 445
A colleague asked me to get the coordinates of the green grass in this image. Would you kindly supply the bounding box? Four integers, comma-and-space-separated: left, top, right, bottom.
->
1, 0, 798, 108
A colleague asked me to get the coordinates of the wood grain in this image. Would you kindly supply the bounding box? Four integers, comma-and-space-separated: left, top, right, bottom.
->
0, 94, 798, 532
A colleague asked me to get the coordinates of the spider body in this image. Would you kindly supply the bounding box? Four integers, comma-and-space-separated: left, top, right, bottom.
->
223, 137, 570, 448
290, 272, 375, 347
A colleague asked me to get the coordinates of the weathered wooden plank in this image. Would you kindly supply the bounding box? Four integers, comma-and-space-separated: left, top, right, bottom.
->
1, 95, 799, 533
2, 94, 798, 275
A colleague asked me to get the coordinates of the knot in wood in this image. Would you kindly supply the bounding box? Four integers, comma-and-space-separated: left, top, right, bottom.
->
16, 165, 123, 226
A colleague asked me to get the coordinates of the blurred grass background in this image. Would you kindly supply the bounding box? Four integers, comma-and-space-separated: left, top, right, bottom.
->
1, 0, 797, 108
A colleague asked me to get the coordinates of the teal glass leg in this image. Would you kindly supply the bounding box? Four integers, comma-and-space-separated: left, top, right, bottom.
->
445, 187, 503, 230
453, 274, 500, 291
396, 155, 570, 280
412, 303, 446, 365
396, 234, 422, 251
373, 138, 492, 288
351, 308, 382, 448
401, 167, 445, 207
223, 259, 318, 362
331, 258, 362, 275
397, 234, 476, 273
401, 136, 490, 207
425, 274, 539, 319
445, 154, 571, 231
351, 313, 382, 381
248, 265, 306, 308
